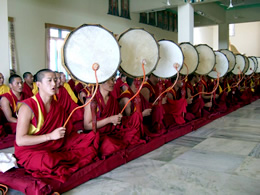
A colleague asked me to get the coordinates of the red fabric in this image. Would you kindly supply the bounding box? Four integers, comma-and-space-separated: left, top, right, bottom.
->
14, 93, 98, 183
142, 80, 158, 103
0, 125, 6, 138
56, 86, 84, 130
22, 82, 33, 98
94, 89, 145, 157
68, 79, 75, 90
163, 98, 187, 126
74, 82, 84, 96
111, 78, 128, 98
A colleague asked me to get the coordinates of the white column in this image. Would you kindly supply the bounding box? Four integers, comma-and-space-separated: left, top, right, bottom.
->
0, 0, 10, 84
219, 23, 229, 49
178, 3, 194, 44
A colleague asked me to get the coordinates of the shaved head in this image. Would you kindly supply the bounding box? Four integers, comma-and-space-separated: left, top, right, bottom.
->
35, 69, 53, 82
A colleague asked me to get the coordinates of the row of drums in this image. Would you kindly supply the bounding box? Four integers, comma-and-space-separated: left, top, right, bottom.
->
62, 24, 260, 84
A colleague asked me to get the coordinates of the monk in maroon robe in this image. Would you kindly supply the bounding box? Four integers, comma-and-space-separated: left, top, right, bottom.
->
22, 72, 34, 98
54, 72, 84, 130
84, 77, 145, 158
111, 73, 128, 98
0, 74, 29, 134
14, 69, 98, 183
163, 77, 191, 127
140, 74, 167, 135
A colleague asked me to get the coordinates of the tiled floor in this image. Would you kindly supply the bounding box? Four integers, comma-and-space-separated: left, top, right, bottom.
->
3, 100, 260, 194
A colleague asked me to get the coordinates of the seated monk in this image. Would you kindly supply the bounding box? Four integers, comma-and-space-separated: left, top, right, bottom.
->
140, 74, 167, 136
185, 74, 211, 121
84, 76, 145, 158
0, 74, 29, 134
60, 72, 78, 104
78, 84, 95, 105
212, 76, 228, 113
111, 72, 128, 98
14, 69, 98, 182
54, 72, 84, 130
0, 73, 10, 96
163, 76, 192, 127
22, 72, 34, 97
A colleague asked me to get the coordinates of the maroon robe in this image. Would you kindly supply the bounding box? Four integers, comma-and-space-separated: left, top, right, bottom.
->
111, 78, 129, 98
14, 93, 98, 183
55, 86, 84, 130
22, 82, 34, 98
94, 89, 145, 157
0, 90, 29, 134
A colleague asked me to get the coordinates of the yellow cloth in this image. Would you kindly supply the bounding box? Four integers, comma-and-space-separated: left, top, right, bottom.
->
250, 79, 255, 92
32, 82, 38, 95
227, 82, 231, 93
219, 85, 223, 94
0, 84, 10, 95
64, 82, 78, 103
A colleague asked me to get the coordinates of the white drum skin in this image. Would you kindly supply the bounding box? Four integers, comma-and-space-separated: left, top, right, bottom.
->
62, 24, 121, 84
256, 57, 260, 73
179, 42, 199, 75
118, 28, 159, 78
220, 49, 236, 73
243, 56, 249, 74
245, 57, 255, 75
153, 40, 183, 78
195, 44, 216, 75
232, 54, 246, 75
208, 51, 228, 79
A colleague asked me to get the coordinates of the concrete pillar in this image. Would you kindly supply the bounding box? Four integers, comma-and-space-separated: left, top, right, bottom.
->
178, 3, 194, 44
0, 0, 10, 84
219, 23, 229, 49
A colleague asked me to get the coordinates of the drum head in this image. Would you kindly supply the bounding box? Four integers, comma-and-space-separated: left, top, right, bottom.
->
195, 44, 216, 75
243, 56, 249, 73
179, 42, 199, 75
245, 57, 255, 75
249, 56, 258, 72
118, 28, 159, 78
153, 40, 183, 78
219, 49, 236, 72
208, 51, 228, 79
256, 57, 260, 73
232, 54, 245, 75
62, 24, 120, 84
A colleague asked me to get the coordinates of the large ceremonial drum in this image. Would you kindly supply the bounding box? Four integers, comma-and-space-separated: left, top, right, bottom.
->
62, 24, 121, 84
243, 56, 249, 73
256, 57, 260, 73
249, 56, 258, 72
152, 40, 183, 78
219, 49, 236, 72
179, 42, 199, 75
208, 51, 228, 79
232, 54, 246, 75
195, 44, 216, 75
118, 28, 159, 78
245, 57, 255, 75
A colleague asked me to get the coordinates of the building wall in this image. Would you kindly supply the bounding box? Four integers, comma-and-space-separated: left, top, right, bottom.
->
7, 0, 178, 75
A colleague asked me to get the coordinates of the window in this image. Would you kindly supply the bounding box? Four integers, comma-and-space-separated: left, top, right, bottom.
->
45, 23, 73, 79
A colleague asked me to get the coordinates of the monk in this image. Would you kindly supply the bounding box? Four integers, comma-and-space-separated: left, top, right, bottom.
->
54, 72, 84, 130
84, 76, 145, 158
0, 73, 10, 95
60, 72, 78, 104
78, 84, 94, 105
185, 74, 211, 121
0, 74, 29, 134
111, 73, 128, 98
22, 72, 34, 97
140, 74, 167, 136
14, 69, 98, 182
163, 76, 192, 127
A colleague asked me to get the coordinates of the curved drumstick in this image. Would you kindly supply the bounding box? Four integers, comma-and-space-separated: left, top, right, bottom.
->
223, 68, 244, 92
190, 70, 220, 99
181, 62, 189, 82
120, 60, 146, 114
152, 63, 180, 106
63, 63, 99, 127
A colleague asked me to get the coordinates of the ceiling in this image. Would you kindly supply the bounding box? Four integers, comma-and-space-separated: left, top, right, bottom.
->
130, 0, 260, 27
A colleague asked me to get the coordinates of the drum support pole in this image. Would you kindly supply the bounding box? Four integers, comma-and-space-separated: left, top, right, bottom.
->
134, 78, 142, 113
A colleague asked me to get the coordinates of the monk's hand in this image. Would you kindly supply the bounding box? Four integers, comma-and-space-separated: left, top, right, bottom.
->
215, 94, 219, 99
142, 108, 152, 117
205, 102, 212, 108
186, 98, 193, 104
110, 114, 122, 126
49, 127, 66, 140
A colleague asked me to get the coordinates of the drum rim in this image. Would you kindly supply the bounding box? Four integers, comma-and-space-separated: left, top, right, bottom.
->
61, 24, 121, 84
256, 57, 260, 73
118, 28, 160, 78
152, 39, 184, 78
245, 57, 255, 75
232, 54, 246, 75
248, 56, 258, 73
195, 44, 216, 75
243, 55, 250, 74
179, 42, 199, 75
219, 49, 236, 73
208, 51, 228, 79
